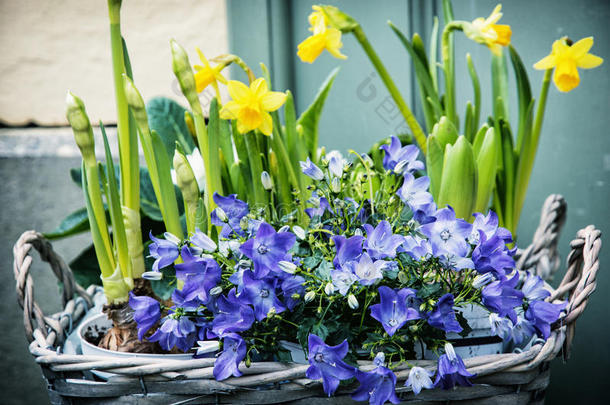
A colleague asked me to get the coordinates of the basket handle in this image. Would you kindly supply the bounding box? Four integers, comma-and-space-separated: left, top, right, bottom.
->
550, 225, 601, 359
13, 230, 93, 344
515, 194, 567, 281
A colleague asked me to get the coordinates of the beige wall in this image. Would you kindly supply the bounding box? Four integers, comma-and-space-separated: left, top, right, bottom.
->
0, 0, 228, 126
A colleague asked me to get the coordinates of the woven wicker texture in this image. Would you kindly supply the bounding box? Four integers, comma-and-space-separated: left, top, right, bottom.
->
13, 194, 601, 404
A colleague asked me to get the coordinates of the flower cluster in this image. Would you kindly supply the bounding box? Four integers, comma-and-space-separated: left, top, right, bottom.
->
130, 136, 566, 403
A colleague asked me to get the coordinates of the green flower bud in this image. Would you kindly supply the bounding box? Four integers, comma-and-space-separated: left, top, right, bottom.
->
331, 177, 341, 193
319, 5, 359, 33
173, 149, 200, 205
170, 39, 201, 114
65, 92, 95, 162
122, 75, 150, 135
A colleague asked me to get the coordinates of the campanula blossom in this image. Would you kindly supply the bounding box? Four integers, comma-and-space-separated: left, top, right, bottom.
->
364, 220, 405, 259
213, 333, 247, 381
305, 195, 331, 218
300, 157, 325, 181
148, 315, 197, 353
349, 252, 385, 286
489, 312, 512, 341
370, 286, 420, 336
174, 247, 221, 305
379, 136, 423, 173
396, 173, 434, 212
468, 211, 512, 245
525, 300, 567, 340
330, 267, 358, 296
281, 275, 306, 310
297, 6, 347, 63
328, 155, 344, 178
534, 37, 603, 92
521, 272, 551, 302
405, 366, 434, 395
434, 343, 476, 389
193, 47, 227, 94
211, 289, 255, 336
420, 206, 472, 261
241, 271, 286, 321
332, 234, 364, 270
471, 232, 515, 278
482, 272, 524, 323
401, 235, 433, 261
219, 78, 287, 135
211, 193, 249, 238
511, 315, 535, 345
351, 353, 400, 405
464, 4, 511, 56
190, 227, 217, 252
306, 334, 356, 396
427, 293, 463, 333
129, 292, 161, 341
240, 222, 296, 278
148, 231, 180, 271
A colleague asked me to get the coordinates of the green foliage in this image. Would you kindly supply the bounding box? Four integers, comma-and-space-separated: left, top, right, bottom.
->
146, 97, 196, 164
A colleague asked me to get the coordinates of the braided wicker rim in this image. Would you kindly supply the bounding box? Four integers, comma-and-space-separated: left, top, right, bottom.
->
13, 194, 601, 402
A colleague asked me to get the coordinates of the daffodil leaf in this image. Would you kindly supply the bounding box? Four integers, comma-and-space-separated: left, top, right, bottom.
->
297, 67, 340, 161
466, 54, 481, 140
146, 97, 196, 162
509, 45, 533, 154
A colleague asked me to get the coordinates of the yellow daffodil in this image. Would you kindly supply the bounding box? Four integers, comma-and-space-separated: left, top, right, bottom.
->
297, 6, 347, 64
465, 4, 512, 56
193, 48, 227, 94
534, 37, 603, 92
219, 78, 287, 135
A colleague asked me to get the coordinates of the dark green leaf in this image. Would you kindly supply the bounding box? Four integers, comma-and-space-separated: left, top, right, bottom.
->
45, 207, 92, 240
146, 97, 196, 161
69, 244, 102, 288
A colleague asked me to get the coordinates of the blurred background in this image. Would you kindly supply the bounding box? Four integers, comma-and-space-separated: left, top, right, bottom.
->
1, 0, 608, 403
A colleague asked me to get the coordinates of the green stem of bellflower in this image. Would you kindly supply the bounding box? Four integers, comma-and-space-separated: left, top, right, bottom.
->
352, 25, 427, 155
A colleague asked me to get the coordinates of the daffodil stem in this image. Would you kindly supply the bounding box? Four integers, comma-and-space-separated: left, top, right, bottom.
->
512, 68, 553, 234
244, 132, 267, 211
352, 25, 427, 155
441, 22, 464, 127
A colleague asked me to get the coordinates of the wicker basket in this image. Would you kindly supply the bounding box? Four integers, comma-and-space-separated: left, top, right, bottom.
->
13, 194, 601, 405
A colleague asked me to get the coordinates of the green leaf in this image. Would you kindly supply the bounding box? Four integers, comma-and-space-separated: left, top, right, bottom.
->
297, 67, 340, 160
146, 97, 196, 161
491, 52, 509, 121
466, 54, 481, 140
474, 127, 498, 214
426, 135, 444, 199
69, 243, 102, 288
509, 45, 533, 154
44, 207, 97, 240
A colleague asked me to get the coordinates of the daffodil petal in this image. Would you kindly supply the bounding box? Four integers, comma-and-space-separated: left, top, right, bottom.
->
297, 34, 326, 63
227, 80, 251, 102
533, 54, 556, 70
570, 37, 594, 59
324, 28, 347, 59
219, 101, 241, 120
261, 91, 287, 112
577, 53, 604, 69
251, 78, 269, 98
258, 112, 273, 136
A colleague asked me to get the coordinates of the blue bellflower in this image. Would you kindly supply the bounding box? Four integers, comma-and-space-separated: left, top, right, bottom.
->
434, 343, 476, 390
240, 271, 286, 321
427, 293, 463, 333
419, 207, 473, 270
511, 315, 536, 344
210, 193, 249, 238
332, 234, 364, 270
174, 247, 221, 305
351, 353, 400, 405
521, 272, 551, 302
396, 173, 433, 212
405, 366, 435, 395
363, 220, 405, 259
148, 231, 180, 271
469, 211, 512, 245
190, 227, 217, 252
401, 235, 433, 261
330, 267, 358, 296
239, 222, 296, 278
379, 136, 423, 173
370, 286, 420, 336
306, 334, 356, 396
148, 315, 196, 352
349, 252, 385, 286
281, 275, 306, 310
482, 272, 524, 323
213, 333, 247, 380
128, 292, 161, 340
525, 300, 567, 339
211, 288, 255, 336
471, 232, 515, 278
300, 157, 325, 181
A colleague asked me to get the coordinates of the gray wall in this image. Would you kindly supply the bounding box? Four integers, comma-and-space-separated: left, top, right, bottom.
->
229, 0, 609, 403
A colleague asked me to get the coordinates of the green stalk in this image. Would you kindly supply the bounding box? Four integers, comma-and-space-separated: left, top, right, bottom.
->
108, 0, 138, 215
174, 147, 200, 235
513, 69, 553, 231
441, 21, 464, 126
194, 112, 216, 223
244, 132, 267, 210
351, 25, 427, 155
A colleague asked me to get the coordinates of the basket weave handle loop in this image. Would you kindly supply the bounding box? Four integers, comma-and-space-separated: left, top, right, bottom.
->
13, 230, 93, 343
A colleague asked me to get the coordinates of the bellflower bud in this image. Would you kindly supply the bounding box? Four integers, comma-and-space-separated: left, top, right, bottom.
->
347, 293, 359, 309
293, 225, 306, 240
325, 282, 335, 296
331, 177, 341, 193
215, 207, 228, 223
304, 291, 316, 303
278, 260, 297, 274
141, 271, 163, 281
210, 286, 223, 296
261, 171, 273, 190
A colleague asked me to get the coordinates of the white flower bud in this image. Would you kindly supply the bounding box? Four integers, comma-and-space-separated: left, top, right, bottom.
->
331, 177, 341, 193
393, 159, 409, 174
354, 228, 363, 236
324, 282, 335, 296
361, 153, 374, 168
347, 294, 359, 309
142, 271, 163, 281
472, 272, 494, 289
261, 171, 273, 190
278, 260, 297, 274
209, 286, 223, 296
304, 291, 316, 303
239, 216, 249, 230
293, 225, 306, 240
215, 207, 228, 223
278, 225, 290, 233
164, 232, 181, 245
